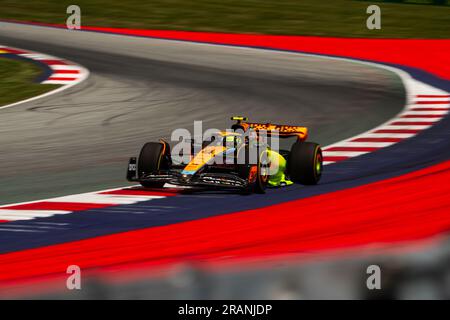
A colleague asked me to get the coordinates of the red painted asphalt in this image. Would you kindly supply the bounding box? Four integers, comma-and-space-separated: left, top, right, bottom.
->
1, 160, 449, 284
24, 23, 450, 80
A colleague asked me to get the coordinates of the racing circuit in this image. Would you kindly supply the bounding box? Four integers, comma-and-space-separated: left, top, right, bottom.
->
0, 21, 449, 295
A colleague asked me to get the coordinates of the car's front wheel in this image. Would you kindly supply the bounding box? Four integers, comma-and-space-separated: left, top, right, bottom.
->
138, 141, 171, 188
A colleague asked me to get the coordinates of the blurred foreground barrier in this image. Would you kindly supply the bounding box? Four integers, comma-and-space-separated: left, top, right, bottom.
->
9, 237, 449, 300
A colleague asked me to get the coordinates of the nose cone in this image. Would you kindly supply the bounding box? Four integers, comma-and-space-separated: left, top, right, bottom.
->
180, 173, 191, 182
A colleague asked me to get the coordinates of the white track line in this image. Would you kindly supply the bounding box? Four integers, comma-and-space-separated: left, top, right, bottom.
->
404, 110, 448, 115
382, 125, 431, 130
0, 210, 70, 221
395, 117, 442, 122
361, 133, 416, 139
47, 193, 165, 205
326, 141, 396, 148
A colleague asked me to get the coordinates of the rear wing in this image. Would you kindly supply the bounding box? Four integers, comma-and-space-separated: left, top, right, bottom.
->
231, 116, 308, 141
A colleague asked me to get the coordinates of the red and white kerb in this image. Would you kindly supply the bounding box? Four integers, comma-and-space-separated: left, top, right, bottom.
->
322, 78, 449, 165
0, 45, 88, 85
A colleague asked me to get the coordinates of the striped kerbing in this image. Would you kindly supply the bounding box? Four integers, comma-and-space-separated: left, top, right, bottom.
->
322, 89, 449, 165
0, 46, 88, 85
0, 188, 178, 222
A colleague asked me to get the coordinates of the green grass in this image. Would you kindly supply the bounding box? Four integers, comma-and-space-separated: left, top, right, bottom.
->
0, 0, 449, 38
0, 57, 58, 106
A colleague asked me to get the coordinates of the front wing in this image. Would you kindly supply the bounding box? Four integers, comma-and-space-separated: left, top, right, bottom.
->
127, 157, 248, 189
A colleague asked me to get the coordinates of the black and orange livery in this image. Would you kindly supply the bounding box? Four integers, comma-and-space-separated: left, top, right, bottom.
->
127, 117, 323, 194
232, 116, 308, 141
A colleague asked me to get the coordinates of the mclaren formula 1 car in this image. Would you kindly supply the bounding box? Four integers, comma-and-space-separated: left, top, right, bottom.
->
126, 117, 323, 193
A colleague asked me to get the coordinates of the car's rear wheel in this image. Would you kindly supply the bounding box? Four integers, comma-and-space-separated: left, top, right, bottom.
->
288, 142, 322, 185
138, 142, 170, 188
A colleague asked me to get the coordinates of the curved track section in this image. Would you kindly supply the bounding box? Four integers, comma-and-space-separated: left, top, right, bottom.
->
1, 23, 449, 286
0, 44, 88, 110
0, 22, 404, 205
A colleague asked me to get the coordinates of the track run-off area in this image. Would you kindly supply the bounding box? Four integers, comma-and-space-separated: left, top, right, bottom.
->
0, 22, 449, 289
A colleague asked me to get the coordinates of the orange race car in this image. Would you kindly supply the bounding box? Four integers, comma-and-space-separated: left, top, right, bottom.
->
126, 117, 323, 194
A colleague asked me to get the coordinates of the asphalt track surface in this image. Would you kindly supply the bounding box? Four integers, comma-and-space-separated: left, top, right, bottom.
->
0, 22, 404, 205
0, 23, 449, 284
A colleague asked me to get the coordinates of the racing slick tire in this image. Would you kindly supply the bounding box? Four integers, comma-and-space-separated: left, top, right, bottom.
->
138, 142, 170, 188
288, 142, 322, 185
237, 146, 269, 194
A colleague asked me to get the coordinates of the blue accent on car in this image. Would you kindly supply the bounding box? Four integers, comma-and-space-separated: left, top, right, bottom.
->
181, 170, 196, 175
